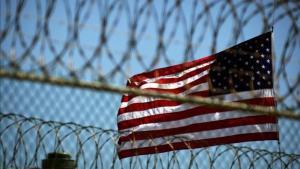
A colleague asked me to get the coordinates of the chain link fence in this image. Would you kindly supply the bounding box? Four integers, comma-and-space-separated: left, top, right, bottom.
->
0, 0, 299, 168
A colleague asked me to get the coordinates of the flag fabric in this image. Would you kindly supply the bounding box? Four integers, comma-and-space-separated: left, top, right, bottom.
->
117, 32, 278, 159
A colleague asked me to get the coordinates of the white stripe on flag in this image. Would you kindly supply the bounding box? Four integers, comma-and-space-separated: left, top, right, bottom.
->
140, 60, 214, 84
118, 89, 274, 122
140, 70, 209, 89
120, 82, 209, 108
119, 109, 273, 135
118, 103, 198, 122
118, 123, 278, 151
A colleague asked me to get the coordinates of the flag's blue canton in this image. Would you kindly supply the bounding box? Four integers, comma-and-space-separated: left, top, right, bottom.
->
209, 32, 273, 95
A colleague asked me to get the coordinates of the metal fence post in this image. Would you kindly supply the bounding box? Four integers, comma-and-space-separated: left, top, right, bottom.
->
42, 152, 76, 169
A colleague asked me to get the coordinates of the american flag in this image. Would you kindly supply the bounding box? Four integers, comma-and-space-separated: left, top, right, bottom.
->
117, 32, 278, 159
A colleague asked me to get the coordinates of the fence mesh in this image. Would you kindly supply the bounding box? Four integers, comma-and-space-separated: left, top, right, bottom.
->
0, 0, 300, 168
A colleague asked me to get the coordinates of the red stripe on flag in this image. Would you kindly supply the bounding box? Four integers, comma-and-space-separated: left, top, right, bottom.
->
129, 56, 215, 84
118, 132, 279, 159
118, 115, 277, 142
121, 75, 208, 103
118, 90, 210, 115
142, 75, 208, 94
134, 64, 211, 88
118, 97, 276, 130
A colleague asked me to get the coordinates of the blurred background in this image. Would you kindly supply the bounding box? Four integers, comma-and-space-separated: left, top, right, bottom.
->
0, 0, 299, 168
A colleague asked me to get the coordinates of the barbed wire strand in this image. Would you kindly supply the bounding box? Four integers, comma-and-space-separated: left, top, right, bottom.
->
0, 69, 299, 121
